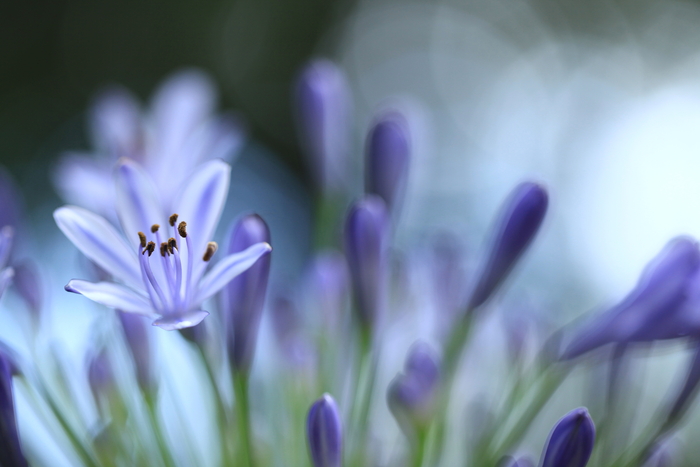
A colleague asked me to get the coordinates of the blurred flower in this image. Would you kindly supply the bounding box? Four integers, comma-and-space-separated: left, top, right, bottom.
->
564, 236, 700, 359
306, 393, 342, 467
12, 260, 42, 322
87, 347, 115, 408
294, 59, 352, 193
221, 214, 271, 374
468, 182, 549, 311
387, 341, 441, 437
540, 408, 595, 467
270, 291, 316, 370
53, 69, 245, 218
499, 456, 535, 467
118, 311, 154, 393
428, 232, 468, 330
55, 159, 271, 330
365, 110, 411, 215
0, 348, 27, 467
302, 250, 349, 331
344, 196, 390, 330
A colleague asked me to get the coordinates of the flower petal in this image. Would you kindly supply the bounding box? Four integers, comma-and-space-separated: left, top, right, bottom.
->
174, 159, 231, 261
196, 242, 272, 303
152, 310, 209, 330
54, 206, 141, 288
115, 158, 165, 241
52, 154, 115, 214
89, 86, 142, 158
0, 267, 14, 299
65, 279, 154, 317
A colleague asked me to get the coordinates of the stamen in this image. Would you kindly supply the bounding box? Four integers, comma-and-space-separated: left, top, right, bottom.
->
138, 232, 147, 248
203, 242, 218, 262
151, 224, 160, 233
169, 213, 179, 227
160, 242, 169, 257
143, 241, 155, 256
168, 237, 177, 254
178, 221, 187, 238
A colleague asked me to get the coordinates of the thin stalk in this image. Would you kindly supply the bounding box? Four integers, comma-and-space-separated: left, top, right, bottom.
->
144, 392, 178, 467
195, 346, 232, 466
233, 371, 255, 467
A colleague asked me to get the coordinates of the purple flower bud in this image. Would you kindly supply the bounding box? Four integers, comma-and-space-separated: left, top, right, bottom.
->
87, 348, 115, 403
0, 350, 26, 467
307, 393, 342, 467
564, 237, 700, 359
365, 111, 411, 214
294, 59, 352, 192
540, 407, 595, 467
222, 214, 271, 374
118, 311, 154, 393
344, 196, 390, 329
12, 260, 42, 321
303, 250, 350, 330
468, 182, 548, 311
499, 456, 535, 467
387, 342, 441, 433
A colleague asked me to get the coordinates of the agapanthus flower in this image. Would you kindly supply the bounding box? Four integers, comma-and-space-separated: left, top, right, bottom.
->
563, 236, 700, 359
53, 69, 245, 218
54, 159, 271, 330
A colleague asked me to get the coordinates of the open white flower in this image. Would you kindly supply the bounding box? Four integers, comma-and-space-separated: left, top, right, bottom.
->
54, 158, 270, 330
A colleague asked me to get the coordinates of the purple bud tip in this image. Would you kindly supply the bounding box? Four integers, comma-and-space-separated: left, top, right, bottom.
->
224, 214, 272, 374
468, 182, 549, 310
541, 407, 595, 467
344, 196, 390, 328
306, 393, 342, 467
365, 111, 411, 212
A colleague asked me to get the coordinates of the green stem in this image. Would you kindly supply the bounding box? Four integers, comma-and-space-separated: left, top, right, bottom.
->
412, 427, 428, 467
349, 326, 376, 467
196, 347, 232, 466
233, 371, 255, 467
145, 393, 178, 467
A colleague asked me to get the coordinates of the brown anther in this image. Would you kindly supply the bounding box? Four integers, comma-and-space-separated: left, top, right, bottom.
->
160, 242, 169, 257
178, 221, 187, 238
202, 241, 218, 262
137, 232, 147, 248
151, 224, 160, 233
168, 237, 177, 254
169, 213, 179, 227
143, 241, 156, 256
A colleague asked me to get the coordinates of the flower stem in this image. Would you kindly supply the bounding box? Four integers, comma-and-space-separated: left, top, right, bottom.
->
144, 392, 178, 467
233, 370, 255, 467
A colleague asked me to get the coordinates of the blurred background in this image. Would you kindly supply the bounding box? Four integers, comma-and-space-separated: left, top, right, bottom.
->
6, 0, 700, 463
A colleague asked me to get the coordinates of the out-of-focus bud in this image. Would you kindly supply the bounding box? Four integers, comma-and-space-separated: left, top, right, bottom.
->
222, 214, 271, 375
429, 233, 468, 328
303, 250, 349, 331
499, 456, 535, 467
0, 347, 26, 467
540, 407, 595, 467
87, 348, 115, 406
344, 196, 389, 330
294, 59, 352, 193
563, 237, 700, 359
118, 311, 154, 393
468, 182, 548, 311
270, 292, 316, 370
12, 260, 42, 322
365, 110, 411, 215
306, 393, 342, 467
387, 342, 440, 437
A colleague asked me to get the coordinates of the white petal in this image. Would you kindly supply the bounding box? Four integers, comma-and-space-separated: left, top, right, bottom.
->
174, 159, 231, 260
54, 206, 141, 288
0, 267, 14, 298
152, 310, 209, 331
196, 242, 271, 303
115, 158, 165, 239
52, 154, 115, 214
65, 279, 155, 317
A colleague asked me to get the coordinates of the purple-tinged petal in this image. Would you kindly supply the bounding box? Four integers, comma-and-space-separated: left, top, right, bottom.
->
118, 312, 154, 392
0, 226, 14, 269
52, 154, 115, 215
306, 393, 342, 467
12, 261, 42, 318
365, 110, 411, 214
540, 408, 595, 467
0, 267, 14, 300
174, 159, 231, 267
89, 86, 142, 159
197, 242, 272, 304
468, 182, 548, 311
54, 206, 141, 288
0, 351, 27, 467
344, 196, 390, 328
152, 310, 209, 331
115, 158, 165, 241
222, 214, 271, 374
295, 59, 352, 192
65, 280, 154, 317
